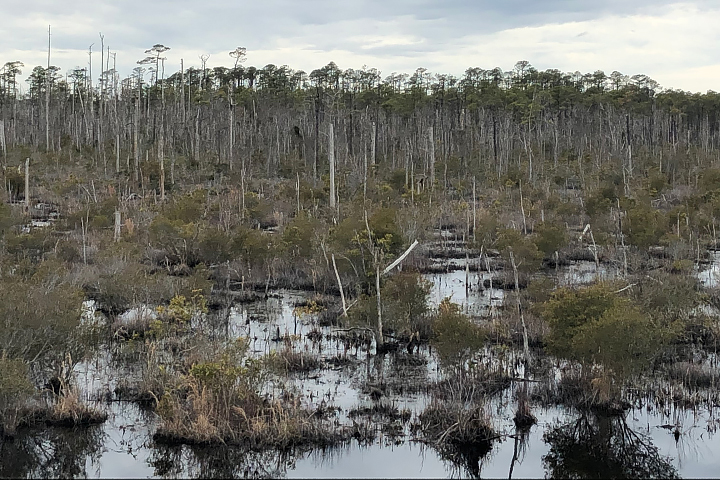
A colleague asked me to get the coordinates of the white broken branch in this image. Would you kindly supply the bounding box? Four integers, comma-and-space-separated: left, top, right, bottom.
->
382, 240, 419, 276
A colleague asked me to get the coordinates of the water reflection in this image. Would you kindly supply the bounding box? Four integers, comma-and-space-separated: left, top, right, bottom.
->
0, 425, 105, 479
542, 412, 679, 479
149, 444, 303, 479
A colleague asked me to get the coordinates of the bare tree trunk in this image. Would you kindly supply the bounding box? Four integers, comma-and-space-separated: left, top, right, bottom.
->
332, 254, 348, 317
0, 120, 6, 165
45, 25, 51, 152
24, 158, 30, 211
313, 87, 320, 184
134, 95, 139, 183
229, 97, 234, 171
510, 250, 531, 367
371, 121, 376, 166
472, 176, 476, 242
114, 210, 121, 242
376, 261, 383, 347
194, 108, 200, 166
329, 122, 336, 212
428, 125, 435, 188
159, 121, 165, 202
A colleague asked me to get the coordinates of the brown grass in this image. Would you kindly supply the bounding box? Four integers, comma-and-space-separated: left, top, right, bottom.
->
417, 401, 496, 477
153, 375, 349, 450
533, 368, 629, 415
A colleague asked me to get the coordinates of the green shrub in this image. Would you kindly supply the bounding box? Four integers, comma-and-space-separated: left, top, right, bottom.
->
0, 356, 34, 435
533, 222, 568, 257
432, 299, 486, 368
382, 272, 432, 337
542, 283, 676, 378
497, 228, 542, 273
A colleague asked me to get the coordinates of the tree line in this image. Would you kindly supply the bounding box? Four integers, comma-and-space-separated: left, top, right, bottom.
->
1, 50, 719, 201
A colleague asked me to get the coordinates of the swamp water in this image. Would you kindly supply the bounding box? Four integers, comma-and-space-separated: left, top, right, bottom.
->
2, 261, 720, 478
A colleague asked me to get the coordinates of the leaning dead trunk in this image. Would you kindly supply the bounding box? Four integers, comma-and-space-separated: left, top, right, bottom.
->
331, 254, 348, 317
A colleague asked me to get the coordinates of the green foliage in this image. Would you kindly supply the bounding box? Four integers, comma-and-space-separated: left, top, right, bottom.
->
632, 273, 699, 322
186, 339, 258, 396
585, 184, 619, 217
331, 207, 404, 277
165, 190, 205, 223
542, 284, 620, 360
382, 272, 432, 337
197, 228, 234, 264
496, 228, 542, 273
533, 222, 568, 257
0, 202, 14, 235
0, 356, 34, 434
645, 170, 669, 196
571, 306, 665, 378
471, 212, 499, 248
699, 167, 720, 194
431, 299, 486, 368
368, 207, 404, 255
623, 203, 666, 249
156, 291, 208, 324
542, 283, 676, 378
149, 215, 198, 265
0, 262, 85, 369
5, 229, 54, 262
282, 213, 320, 260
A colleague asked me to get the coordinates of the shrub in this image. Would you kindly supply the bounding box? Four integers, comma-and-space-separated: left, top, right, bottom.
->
496, 228, 542, 273
431, 299, 486, 369
542, 283, 676, 379
0, 265, 85, 370
0, 356, 34, 436
533, 221, 568, 257
382, 272, 432, 338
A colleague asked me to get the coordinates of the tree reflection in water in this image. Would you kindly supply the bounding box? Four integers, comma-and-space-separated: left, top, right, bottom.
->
149, 444, 305, 479
0, 426, 105, 478
542, 412, 679, 479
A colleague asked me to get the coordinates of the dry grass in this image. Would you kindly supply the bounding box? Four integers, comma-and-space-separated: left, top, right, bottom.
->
267, 347, 322, 374
666, 361, 720, 389
18, 385, 107, 431
154, 379, 348, 449
533, 369, 629, 415
417, 401, 496, 477
432, 367, 512, 404
43, 386, 108, 427
152, 339, 351, 450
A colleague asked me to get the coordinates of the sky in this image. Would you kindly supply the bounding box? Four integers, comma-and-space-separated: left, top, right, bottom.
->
1, 0, 718, 93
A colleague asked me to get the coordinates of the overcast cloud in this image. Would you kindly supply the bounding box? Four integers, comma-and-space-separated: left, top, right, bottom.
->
1, 0, 718, 92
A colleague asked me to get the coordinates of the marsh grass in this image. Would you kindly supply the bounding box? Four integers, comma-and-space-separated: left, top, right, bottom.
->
41, 386, 108, 428
266, 347, 322, 374
152, 339, 351, 449
432, 367, 512, 404
154, 381, 349, 449
417, 401, 496, 478
666, 361, 720, 389
533, 368, 629, 415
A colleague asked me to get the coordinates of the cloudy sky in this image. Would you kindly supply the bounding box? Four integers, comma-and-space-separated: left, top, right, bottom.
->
1, 0, 718, 93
